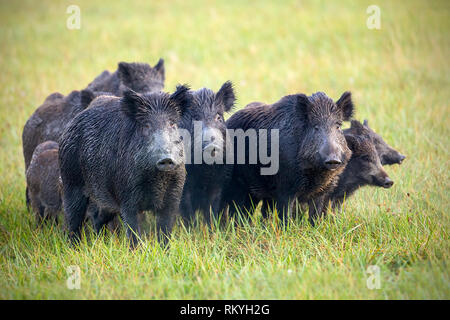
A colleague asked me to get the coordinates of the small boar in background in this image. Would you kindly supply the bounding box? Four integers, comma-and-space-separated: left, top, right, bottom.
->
87, 59, 165, 95
358, 119, 406, 165
26, 141, 62, 224
179, 81, 236, 226
59, 86, 192, 247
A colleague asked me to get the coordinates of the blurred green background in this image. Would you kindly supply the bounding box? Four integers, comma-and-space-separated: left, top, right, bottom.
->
0, 0, 448, 299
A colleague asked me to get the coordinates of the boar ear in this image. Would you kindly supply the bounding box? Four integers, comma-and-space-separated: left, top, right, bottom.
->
351, 119, 364, 129
363, 119, 369, 127
118, 62, 133, 84
80, 89, 96, 109
215, 81, 236, 112
121, 89, 147, 120
336, 91, 354, 121
154, 58, 165, 80
345, 134, 360, 152
295, 94, 313, 117
170, 84, 193, 115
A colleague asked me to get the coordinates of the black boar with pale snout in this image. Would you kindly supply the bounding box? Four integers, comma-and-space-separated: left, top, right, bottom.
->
179, 81, 236, 225
224, 91, 354, 224
59, 86, 192, 247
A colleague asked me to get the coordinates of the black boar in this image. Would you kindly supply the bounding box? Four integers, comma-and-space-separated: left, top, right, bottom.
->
59, 86, 192, 247
26, 141, 62, 224
87, 59, 165, 95
179, 81, 236, 225
224, 91, 354, 223
357, 119, 406, 165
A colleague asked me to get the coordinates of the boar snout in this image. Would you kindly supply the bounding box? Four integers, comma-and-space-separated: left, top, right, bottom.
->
383, 177, 394, 188
382, 149, 406, 165
323, 157, 342, 170
156, 157, 177, 171
373, 169, 394, 188
202, 126, 224, 157
320, 139, 344, 170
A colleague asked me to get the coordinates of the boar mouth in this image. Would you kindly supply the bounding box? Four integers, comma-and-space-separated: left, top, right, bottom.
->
323, 158, 343, 171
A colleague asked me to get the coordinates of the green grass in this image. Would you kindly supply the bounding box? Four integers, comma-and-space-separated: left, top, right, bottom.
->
0, 0, 449, 299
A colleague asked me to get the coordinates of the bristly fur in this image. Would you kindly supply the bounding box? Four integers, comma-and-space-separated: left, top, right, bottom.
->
59, 86, 189, 247
121, 85, 191, 125
348, 119, 405, 165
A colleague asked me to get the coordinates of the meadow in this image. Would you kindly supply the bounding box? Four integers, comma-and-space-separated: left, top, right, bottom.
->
0, 0, 448, 299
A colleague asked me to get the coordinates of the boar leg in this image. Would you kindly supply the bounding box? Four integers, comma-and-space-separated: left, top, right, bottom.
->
156, 209, 176, 247
210, 192, 226, 225
202, 189, 222, 227
25, 187, 31, 210
274, 196, 291, 223
120, 206, 140, 248
63, 186, 88, 244
89, 203, 117, 234
180, 190, 195, 226
308, 195, 326, 226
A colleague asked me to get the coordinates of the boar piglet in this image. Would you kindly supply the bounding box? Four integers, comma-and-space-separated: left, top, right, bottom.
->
224, 91, 354, 223
87, 59, 165, 95
59, 86, 192, 247
26, 141, 62, 224
179, 81, 236, 225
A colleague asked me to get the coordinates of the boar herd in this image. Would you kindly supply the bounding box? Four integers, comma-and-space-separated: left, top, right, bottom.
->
22, 58, 405, 247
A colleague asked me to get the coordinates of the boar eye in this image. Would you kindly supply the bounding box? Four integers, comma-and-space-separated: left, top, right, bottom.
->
336, 122, 342, 129
215, 114, 223, 122
361, 155, 370, 162
314, 125, 319, 131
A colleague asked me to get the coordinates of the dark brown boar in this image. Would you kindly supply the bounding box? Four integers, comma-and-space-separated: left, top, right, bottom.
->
26, 141, 62, 224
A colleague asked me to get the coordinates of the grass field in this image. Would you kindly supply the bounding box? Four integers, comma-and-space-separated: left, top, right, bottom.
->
0, 0, 449, 299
